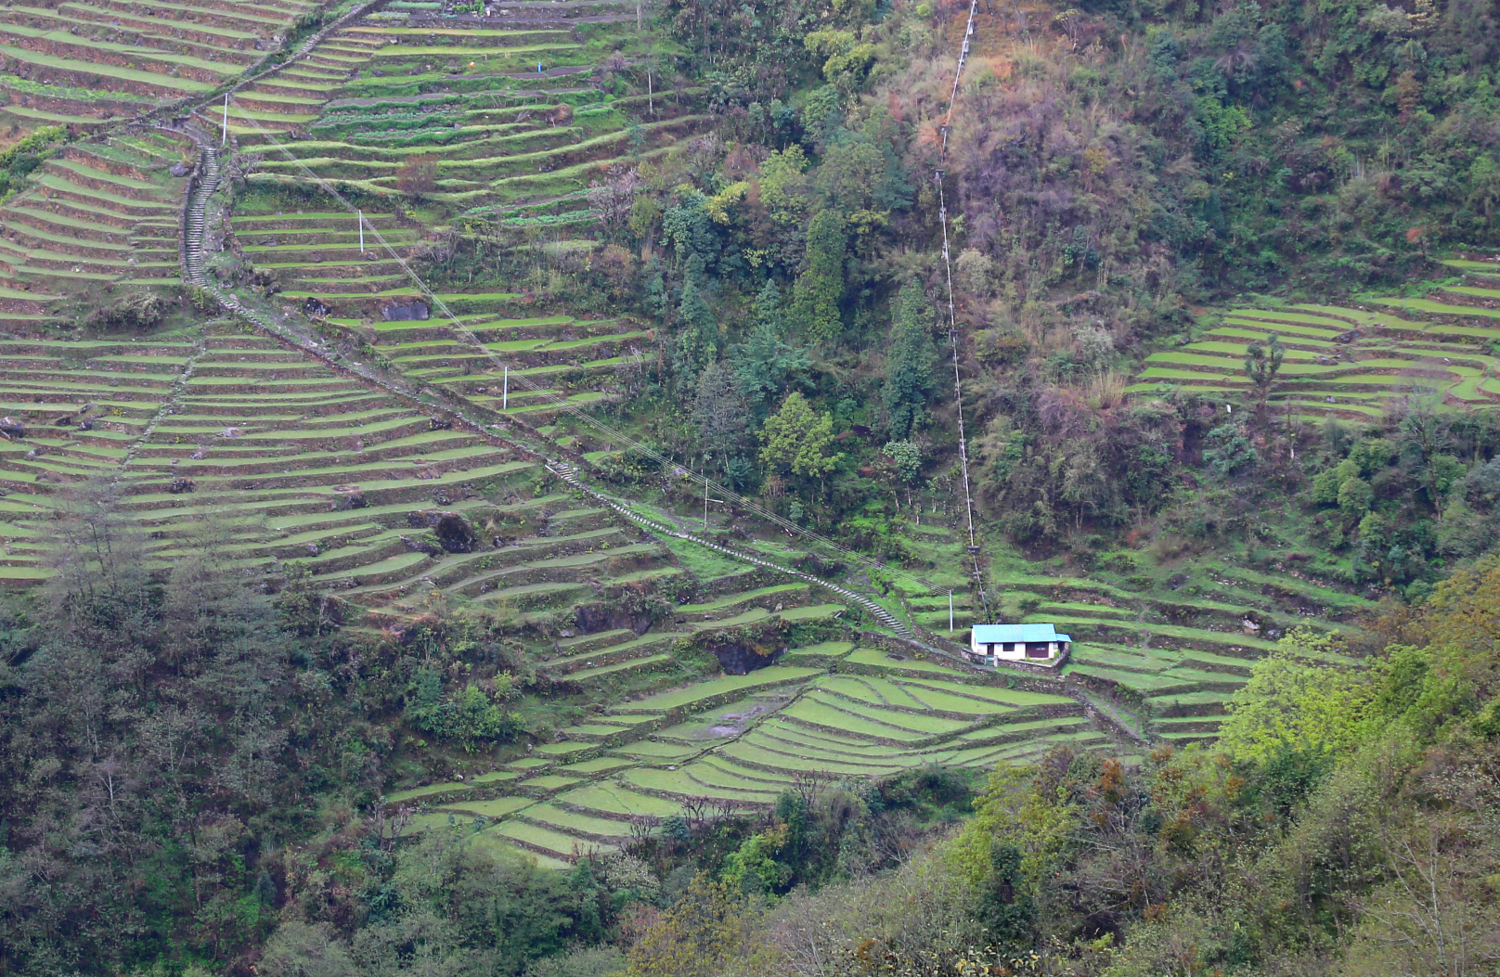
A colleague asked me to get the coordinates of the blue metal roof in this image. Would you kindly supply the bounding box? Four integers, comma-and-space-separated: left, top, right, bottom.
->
972, 624, 1071, 644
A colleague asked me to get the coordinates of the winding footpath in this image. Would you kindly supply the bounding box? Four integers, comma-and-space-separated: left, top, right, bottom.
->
169, 121, 919, 641
168, 61, 1148, 747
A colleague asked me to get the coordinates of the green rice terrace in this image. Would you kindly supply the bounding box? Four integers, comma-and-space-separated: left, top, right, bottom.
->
385, 651, 1106, 868
209, 0, 706, 318
367, 520, 1367, 868
1132, 256, 1500, 418
0, 128, 192, 316
0, 0, 1478, 874
0, 0, 325, 128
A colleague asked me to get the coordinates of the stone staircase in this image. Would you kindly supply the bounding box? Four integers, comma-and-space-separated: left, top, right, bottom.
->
179, 123, 221, 288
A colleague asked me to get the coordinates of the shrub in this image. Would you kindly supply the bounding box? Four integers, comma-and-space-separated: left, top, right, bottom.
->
396, 153, 440, 198
404, 668, 522, 752
1202, 423, 1258, 477
81, 289, 171, 331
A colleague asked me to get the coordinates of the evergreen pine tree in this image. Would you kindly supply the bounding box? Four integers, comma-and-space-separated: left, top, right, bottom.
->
791, 211, 846, 343
733, 279, 809, 408
882, 280, 936, 439
674, 275, 719, 380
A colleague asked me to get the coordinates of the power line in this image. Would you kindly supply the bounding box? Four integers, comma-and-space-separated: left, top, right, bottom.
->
933, 0, 991, 621
222, 109, 955, 602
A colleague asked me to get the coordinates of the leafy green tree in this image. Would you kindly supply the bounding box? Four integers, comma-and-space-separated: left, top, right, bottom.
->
662, 191, 720, 277
755, 146, 811, 231
1219, 629, 1375, 762
692, 360, 751, 471
1467, 154, 1500, 224
1338, 475, 1374, 522
1202, 422, 1258, 477
348, 831, 603, 977
882, 280, 936, 439
791, 210, 845, 343
976, 842, 1035, 949
257, 922, 359, 977
759, 392, 842, 486
722, 824, 793, 895
1398, 395, 1461, 519
881, 440, 921, 484
1244, 333, 1285, 410
804, 29, 875, 92
404, 670, 521, 753
673, 276, 719, 380
276, 561, 343, 637
732, 280, 808, 408
623, 875, 762, 977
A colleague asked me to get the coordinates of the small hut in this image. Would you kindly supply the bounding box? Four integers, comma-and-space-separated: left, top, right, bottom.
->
968, 623, 1071, 666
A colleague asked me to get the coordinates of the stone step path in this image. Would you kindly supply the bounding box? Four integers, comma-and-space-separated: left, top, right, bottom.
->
178, 121, 221, 290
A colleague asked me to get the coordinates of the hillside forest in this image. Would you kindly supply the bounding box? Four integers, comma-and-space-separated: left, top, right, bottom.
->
0, 0, 1498, 972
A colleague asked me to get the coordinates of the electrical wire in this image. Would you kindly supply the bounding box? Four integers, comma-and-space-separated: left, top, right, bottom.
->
220, 108, 956, 601
932, 0, 991, 620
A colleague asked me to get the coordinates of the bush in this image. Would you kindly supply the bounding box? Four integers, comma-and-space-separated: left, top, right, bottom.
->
524, 947, 627, 977
396, 153, 440, 198
80, 289, 171, 331
404, 668, 522, 752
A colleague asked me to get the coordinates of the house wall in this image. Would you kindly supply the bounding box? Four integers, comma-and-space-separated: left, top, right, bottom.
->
968, 639, 1067, 662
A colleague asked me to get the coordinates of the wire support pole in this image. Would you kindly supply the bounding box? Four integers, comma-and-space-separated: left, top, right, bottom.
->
940, 0, 980, 156
223, 105, 952, 607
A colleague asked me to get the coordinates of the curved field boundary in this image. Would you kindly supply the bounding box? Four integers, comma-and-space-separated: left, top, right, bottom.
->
170, 126, 924, 647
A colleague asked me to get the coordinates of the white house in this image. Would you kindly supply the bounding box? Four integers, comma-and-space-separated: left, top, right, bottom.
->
968, 623, 1071, 666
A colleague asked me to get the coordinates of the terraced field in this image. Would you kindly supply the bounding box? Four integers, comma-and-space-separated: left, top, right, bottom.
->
0, 0, 322, 129
361, 310, 649, 421
372, 489, 1379, 868
211, 0, 707, 318
1007, 562, 1363, 744
0, 318, 686, 611
0, 129, 196, 323
1131, 260, 1500, 418
388, 641, 1103, 867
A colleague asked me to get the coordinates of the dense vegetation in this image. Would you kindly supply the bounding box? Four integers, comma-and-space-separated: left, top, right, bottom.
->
5, 499, 1500, 976
420, 0, 1500, 585
1, 0, 1499, 971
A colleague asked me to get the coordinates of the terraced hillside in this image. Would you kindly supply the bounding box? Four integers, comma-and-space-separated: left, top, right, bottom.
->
387, 640, 1104, 867
0, 128, 195, 325
0, 318, 686, 611
348, 310, 649, 422
860, 505, 1367, 748
1010, 566, 1361, 744
1131, 263, 1500, 418
213, 0, 705, 316
0, 0, 324, 130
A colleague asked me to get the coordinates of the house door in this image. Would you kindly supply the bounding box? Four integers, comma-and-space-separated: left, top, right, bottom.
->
1025, 643, 1049, 658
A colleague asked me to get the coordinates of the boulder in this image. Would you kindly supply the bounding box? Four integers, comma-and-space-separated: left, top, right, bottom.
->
407, 510, 478, 553
381, 301, 429, 321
